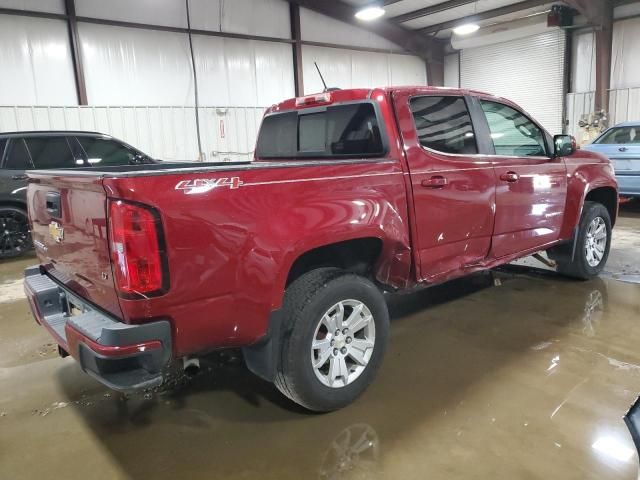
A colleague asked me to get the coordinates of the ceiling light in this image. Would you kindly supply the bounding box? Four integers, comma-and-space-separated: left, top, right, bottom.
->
453, 23, 480, 35
355, 6, 385, 21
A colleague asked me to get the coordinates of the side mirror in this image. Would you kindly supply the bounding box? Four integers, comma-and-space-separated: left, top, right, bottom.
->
554, 134, 576, 157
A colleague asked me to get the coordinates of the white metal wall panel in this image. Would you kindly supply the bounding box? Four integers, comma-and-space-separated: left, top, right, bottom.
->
78, 23, 194, 106
219, 0, 290, 39
609, 87, 640, 125
192, 35, 294, 107
572, 31, 596, 93
75, 0, 188, 28
611, 17, 640, 89
0, 15, 77, 106
389, 54, 427, 86
0, 106, 265, 162
0, 0, 64, 13
302, 45, 426, 94
300, 7, 400, 50
444, 54, 460, 88
460, 30, 566, 134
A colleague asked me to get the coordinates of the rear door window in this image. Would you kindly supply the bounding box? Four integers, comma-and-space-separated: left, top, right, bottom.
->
256, 102, 386, 159
4, 139, 34, 170
76, 136, 148, 166
409, 96, 478, 155
24, 137, 76, 169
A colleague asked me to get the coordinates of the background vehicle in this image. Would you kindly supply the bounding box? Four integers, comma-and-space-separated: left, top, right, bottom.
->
0, 131, 155, 258
582, 121, 640, 199
24, 87, 618, 412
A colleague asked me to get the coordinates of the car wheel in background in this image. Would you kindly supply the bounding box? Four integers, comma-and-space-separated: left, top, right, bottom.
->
0, 207, 32, 259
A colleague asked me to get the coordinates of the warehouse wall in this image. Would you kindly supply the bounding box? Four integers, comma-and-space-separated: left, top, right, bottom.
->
567, 15, 640, 139
0, 0, 427, 162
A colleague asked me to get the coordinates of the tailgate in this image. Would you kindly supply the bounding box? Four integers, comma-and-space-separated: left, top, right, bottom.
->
26, 172, 122, 318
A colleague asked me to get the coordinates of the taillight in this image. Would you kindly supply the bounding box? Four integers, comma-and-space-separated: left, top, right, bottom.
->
108, 200, 167, 297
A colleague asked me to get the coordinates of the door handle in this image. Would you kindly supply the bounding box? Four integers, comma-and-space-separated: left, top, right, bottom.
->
499, 171, 519, 183
12, 174, 28, 180
421, 176, 448, 188
46, 191, 61, 218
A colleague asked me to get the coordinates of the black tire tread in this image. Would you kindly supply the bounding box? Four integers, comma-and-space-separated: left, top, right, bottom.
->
274, 267, 345, 407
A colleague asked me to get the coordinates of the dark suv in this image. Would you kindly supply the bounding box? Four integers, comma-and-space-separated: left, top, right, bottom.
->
0, 131, 155, 258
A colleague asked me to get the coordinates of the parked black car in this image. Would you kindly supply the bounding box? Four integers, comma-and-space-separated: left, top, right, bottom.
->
0, 131, 155, 259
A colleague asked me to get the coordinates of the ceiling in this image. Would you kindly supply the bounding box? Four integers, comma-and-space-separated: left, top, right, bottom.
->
342, 0, 557, 38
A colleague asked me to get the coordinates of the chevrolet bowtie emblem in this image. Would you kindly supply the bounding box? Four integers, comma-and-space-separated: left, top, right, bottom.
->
49, 221, 64, 243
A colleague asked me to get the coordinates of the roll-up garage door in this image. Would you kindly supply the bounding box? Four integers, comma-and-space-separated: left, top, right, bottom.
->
460, 30, 566, 135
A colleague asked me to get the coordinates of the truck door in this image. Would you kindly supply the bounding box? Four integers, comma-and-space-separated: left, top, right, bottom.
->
392, 91, 496, 282
476, 99, 567, 258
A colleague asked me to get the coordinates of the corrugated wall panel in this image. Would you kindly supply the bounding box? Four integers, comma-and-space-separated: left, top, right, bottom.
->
0, 15, 77, 106
611, 17, 640, 90
78, 23, 194, 106
75, 0, 188, 28
0, 0, 64, 13
444, 54, 459, 88
461, 30, 566, 134
302, 45, 426, 95
300, 7, 399, 50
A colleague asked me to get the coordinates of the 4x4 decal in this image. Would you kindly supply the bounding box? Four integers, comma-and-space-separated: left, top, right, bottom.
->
175, 177, 243, 194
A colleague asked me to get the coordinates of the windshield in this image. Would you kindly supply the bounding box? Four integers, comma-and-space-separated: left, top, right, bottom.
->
256, 102, 386, 159
595, 126, 640, 145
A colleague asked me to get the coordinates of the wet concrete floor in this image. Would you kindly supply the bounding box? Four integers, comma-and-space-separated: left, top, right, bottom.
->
1, 203, 640, 479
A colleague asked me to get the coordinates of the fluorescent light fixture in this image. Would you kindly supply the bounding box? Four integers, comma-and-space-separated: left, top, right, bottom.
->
355, 6, 385, 21
453, 23, 480, 35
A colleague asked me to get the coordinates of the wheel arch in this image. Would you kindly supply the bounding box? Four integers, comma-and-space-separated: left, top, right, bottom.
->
584, 186, 618, 226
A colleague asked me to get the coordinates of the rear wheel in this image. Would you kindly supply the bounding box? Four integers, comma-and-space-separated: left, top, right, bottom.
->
556, 201, 611, 280
275, 268, 389, 412
0, 207, 32, 259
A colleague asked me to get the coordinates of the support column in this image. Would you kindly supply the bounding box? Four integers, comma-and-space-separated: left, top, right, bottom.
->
64, 0, 87, 105
594, 3, 613, 113
425, 41, 445, 86
290, 3, 304, 96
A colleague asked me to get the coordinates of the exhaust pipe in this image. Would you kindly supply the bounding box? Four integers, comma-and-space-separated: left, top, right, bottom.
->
183, 357, 200, 376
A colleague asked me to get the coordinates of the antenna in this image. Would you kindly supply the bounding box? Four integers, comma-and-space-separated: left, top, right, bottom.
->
314, 62, 328, 92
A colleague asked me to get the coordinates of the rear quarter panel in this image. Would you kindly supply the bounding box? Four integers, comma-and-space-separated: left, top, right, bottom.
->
103, 159, 410, 356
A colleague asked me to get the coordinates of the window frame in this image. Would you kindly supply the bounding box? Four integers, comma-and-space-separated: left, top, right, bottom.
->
256, 100, 390, 160
408, 94, 486, 157
472, 97, 553, 159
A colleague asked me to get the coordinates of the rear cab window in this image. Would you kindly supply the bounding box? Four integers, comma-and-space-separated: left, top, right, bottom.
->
256, 102, 387, 159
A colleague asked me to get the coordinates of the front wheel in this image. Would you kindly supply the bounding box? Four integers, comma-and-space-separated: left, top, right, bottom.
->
275, 268, 389, 412
557, 201, 612, 280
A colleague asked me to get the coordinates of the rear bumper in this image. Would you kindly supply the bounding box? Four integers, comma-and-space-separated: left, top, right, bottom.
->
616, 174, 640, 197
24, 265, 172, 392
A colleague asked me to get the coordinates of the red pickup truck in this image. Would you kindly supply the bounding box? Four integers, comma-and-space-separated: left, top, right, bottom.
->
24, 87, 617, 411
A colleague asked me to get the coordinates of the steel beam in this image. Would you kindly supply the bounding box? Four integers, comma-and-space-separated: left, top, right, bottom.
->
64, 0, 88, 105
288, 0, 437, 60
290, 3, 304, 96
417, 0, 550, 35
391, 0, 477, 24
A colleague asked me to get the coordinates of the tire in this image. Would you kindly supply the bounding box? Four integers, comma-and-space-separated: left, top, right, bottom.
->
0, 206, 32, 259
275, 268, 389, 412
557, 201, 612, 280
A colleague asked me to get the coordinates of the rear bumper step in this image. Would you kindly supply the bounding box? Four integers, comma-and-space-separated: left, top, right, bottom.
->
24, 266, 172, 392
